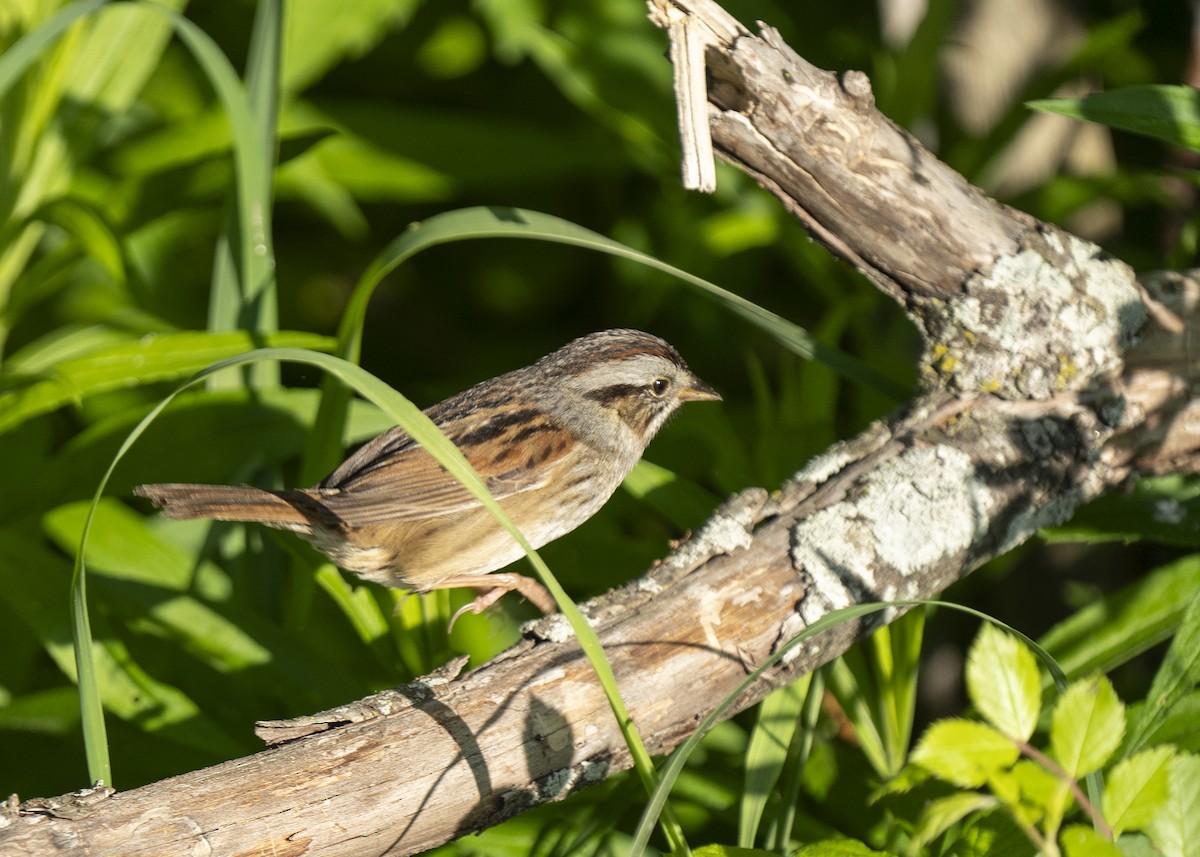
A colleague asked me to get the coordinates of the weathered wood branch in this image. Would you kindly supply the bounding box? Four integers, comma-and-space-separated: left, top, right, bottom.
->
5, 2, 1200, 855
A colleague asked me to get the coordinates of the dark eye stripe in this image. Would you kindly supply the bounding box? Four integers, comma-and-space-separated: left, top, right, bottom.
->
583, 384, 642, 406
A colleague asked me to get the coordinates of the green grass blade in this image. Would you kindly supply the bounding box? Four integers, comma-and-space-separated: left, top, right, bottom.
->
125, 2, 280, 387
0, 0, 108, 101
71, 533, 109, 785
738, 675, 810, 848
1039, 555, 1200, 681
1127, 589, 1200, 753
207, 0, 281, 388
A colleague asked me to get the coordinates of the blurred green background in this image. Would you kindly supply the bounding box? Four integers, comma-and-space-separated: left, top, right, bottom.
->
2, 0, 1198, 852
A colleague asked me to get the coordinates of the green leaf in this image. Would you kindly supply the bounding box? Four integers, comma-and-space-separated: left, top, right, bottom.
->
739, 676, 810, 848
1029, 86, 1200, 152
1128, 592, 1200, 753
871, 610, 925, 778
910, 792, 999, 854
45, 500, 364, 705
1051, 676, 1125, 778
695, 846, 777, 857
1146, 752, 1200, 857
0, 0, 108, 101
1010, 758, 1060, 819
1103, 746, 1174, 837
207, 0, 281, 390
967, 624, 1041, 742
911, 719, 1020, 788
1061, 824, 1122, 857
150, 7, 278, 358
1040, 556, 1200, 683
791, 840, 896, 856
337, 206, 905, 397
281, 0, 419, 92
0, 330, 334, 434
0, 528, 243, 761
28, 197, 128, 285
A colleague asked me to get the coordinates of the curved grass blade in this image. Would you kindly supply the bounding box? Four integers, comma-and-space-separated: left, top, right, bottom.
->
299, 204, 907, 483
77, 347, 688, 851
344, 207, 902, 398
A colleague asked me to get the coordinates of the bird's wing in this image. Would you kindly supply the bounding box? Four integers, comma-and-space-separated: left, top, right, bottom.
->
316, 404, 575, 525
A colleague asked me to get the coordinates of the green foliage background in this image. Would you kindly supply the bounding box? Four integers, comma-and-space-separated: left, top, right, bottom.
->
2, 0, 1199, 854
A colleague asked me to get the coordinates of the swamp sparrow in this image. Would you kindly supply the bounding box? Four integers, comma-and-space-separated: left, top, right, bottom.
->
135, 329, 720, 617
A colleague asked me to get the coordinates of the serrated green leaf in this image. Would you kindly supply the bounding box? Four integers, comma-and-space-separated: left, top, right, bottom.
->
910, 792, 999, 853
1146, 753, 1200, 857
1051, 676, 1125, 778
1115, 832, 1164, 857
1010, 759, 1060, 818
1061, 824, 1121, 857
912, 719, 1020, 788
1029, 86, 1200, 152
1104, 746, 1174, 836
967, 625, 1041, 741
0, 330, 334, 433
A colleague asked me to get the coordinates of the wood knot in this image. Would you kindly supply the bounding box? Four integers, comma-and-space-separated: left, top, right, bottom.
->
840, 70, 874, 109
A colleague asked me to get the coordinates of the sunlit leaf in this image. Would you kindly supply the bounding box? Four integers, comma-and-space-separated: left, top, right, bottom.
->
1050, 676, 1125, 778
967, 624, 1041, 742
1146, 752, 1200, 857
1103, 746, 1173, 837
1061, 824, 1122, 857
1127, 591, 1200, 753
1030, 86, 1200, 152
911, 719, 1020, 788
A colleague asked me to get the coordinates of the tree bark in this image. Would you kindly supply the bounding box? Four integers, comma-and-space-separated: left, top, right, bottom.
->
5, 1, 1198, 855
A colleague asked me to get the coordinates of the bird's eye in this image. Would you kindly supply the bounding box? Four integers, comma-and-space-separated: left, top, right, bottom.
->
650, 377, 671, 397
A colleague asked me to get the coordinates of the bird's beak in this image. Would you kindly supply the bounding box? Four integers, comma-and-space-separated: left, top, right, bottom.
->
679, 375, 722, 403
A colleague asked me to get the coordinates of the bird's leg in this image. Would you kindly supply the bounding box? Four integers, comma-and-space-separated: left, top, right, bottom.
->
441, 572, 557, 631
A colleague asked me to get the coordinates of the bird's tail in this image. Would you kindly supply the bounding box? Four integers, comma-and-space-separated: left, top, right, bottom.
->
134, 483, 337, 532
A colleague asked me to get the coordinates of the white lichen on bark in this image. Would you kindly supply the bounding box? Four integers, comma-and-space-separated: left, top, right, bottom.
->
790, 444, 992, 623
930, 230, 1144, 398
